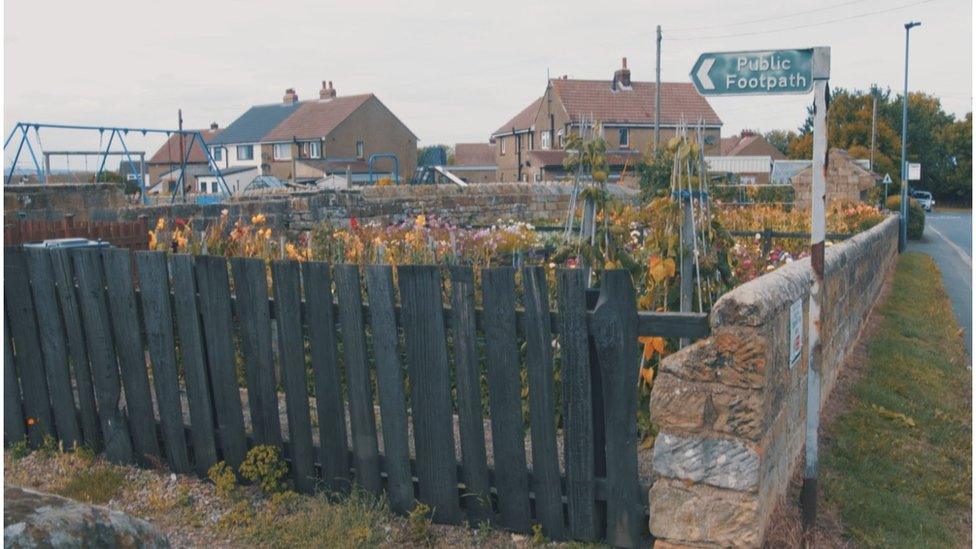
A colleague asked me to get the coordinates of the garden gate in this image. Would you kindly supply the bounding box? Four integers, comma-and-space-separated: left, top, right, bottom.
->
4, 246, 707, 547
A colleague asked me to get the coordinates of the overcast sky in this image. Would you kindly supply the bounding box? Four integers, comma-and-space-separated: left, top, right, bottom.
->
4, 0, 972, 167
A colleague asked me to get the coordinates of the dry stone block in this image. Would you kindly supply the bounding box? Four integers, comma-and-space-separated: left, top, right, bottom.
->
649, 478, 760, 547
652, 433, 760, 491
650, 374, 764, 441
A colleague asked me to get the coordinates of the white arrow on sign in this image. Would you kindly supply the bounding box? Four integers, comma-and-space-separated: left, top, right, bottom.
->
696, 58, 715, 90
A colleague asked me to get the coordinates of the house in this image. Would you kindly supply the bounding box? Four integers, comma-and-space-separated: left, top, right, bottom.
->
719, 130, 786, 159
146, 123, 222, 191
209, 82, 418, 186
705, 155, 774, 184
449, 143, 496, 183
490, 58, 723, 185
788, 148, 879, 209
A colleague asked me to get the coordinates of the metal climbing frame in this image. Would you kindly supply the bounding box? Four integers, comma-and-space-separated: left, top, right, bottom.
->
3, 122, 231, 204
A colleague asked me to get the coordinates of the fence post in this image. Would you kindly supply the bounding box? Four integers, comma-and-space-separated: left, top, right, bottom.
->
137, 215, 149, 249
63, 213, 75, 239
591, 269, 642, 548
761, 227, 772, 258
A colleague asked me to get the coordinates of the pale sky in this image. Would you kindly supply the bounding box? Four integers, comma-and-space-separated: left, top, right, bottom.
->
4, 0, 972, 168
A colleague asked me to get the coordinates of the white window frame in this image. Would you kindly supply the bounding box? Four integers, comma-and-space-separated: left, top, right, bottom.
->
541, 132, 550, 150
500, 137, 506, 156
236, 145, 254, 161
300, 140, 321, 159
273, 143, 292, 161
211, 146, 223, 162
557, 129, 565, 148
619, 128, 630, 148
356, 140, 365, 159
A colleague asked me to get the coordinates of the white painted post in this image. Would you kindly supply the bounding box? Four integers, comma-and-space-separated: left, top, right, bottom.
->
802, 47, 830, 540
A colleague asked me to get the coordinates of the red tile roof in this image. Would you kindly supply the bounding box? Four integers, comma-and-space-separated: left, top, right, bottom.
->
493, 96, 543, 136
453, 143, 495, 166
261, 94, 373, 142
148, 128, 222, 164
552, 79, 721, 127
719, 132, 785, 159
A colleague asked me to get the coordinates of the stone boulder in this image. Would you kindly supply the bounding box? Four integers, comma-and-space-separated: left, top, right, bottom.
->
4, 485, 169, 548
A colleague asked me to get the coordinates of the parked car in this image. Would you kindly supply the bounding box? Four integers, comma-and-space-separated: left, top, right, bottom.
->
911, 190, 934, 211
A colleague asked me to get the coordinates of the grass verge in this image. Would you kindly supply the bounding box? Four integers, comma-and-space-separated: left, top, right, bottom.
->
822, 252, 971, 547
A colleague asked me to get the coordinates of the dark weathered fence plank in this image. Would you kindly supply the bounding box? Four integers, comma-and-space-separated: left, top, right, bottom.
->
556, 268, 596, 541
50, 248, 100, 448
134, 251, 191, 473
334, 264, 382, 493
301, 261, 350, 491
398, 266, 461, 523
4, 322, 26, 444
481, 267, 531, 532
364, 265, 414, 514
71, 248, 133, 463
591, 270, 642, 548
194, 254, 247, 468
521, 266, 566, 539
448, 266, 494, 525
230, 258, 282, 447
271, 260, 316, 494
102, 248, 161, 462
25, 249, 82, 449
5, 247, 55, 447
170, 255, 218, 475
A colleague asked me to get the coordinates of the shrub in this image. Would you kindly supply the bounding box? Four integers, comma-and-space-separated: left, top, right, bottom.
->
406, 502, 435, 546
885, 195, 925, 239
239, 445, 289, 495
208, 461, 238, 500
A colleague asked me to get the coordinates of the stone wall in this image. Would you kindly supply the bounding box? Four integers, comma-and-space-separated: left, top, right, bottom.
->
5, 182, 637, 237
791, 148, 876, 210
648, 215, 899, 547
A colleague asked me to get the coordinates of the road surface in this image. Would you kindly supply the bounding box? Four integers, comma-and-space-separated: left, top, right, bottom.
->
908, 210, 972, 355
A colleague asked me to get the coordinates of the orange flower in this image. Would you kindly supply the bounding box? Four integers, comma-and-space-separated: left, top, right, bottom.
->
639, 336, 666, 361
640, 366, 655, 387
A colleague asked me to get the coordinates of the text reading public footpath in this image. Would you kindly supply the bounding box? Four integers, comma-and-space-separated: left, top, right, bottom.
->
691, 49, 814, 96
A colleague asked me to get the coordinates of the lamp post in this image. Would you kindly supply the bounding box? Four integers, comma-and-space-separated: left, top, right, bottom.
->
899, 21, 921, 252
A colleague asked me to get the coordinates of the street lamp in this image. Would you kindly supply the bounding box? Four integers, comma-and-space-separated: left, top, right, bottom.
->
899, 20, 921, 252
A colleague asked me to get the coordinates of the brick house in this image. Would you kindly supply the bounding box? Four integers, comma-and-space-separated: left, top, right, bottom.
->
146, 123, 222, 193
209, 82, 417, 186
719, 130, 785, 159
790, 148, 878, 209
490, 58, 723, 185
449, 143, 496, 183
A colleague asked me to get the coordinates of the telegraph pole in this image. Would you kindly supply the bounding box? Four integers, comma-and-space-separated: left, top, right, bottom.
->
899, 21, 921, 252
654, 25, 662, 149
870, 94, 877, 172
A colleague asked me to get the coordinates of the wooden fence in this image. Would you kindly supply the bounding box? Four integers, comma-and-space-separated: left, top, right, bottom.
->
3, 247, 708, 547
3, 215, 149, 250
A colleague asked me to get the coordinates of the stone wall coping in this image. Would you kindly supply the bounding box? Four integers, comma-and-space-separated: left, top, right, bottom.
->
710, 215, 898, 328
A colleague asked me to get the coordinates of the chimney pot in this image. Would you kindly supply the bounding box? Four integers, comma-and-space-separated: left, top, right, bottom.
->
622, 57, 627, 69
210, 122, 219, 130
612, 58, 632, 91
283, 88, 299, 104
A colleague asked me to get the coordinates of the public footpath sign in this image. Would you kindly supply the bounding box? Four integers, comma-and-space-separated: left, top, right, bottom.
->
691, 49, 814, 96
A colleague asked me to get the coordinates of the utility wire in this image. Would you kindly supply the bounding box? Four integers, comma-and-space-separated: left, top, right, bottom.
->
668, 0, 873, 32
667, 0, 937, 41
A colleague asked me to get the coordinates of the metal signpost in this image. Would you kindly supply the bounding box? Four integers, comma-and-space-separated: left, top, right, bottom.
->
692, 46, 830, 542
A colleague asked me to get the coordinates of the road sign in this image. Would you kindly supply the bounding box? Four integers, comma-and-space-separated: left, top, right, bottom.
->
882, 173, 893, 185
908, 163, 921, 180
691, 49, 815, 95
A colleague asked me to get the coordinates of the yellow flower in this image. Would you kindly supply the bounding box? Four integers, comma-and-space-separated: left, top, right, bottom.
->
155, 218, 166, 231
415, 214, 426, 229
251, 214, 266, 225
148, 230, 157, 250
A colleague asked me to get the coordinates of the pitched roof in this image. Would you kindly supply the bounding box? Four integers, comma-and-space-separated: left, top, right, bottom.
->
453, 143, 495, 166
494, 97, 544, 136
209, 102, 304, 145
551, 79, 721, 127
529, 149, 641, 167
148, 128, 222, 164
720, 132, 785, 159
261, 94, 373, 142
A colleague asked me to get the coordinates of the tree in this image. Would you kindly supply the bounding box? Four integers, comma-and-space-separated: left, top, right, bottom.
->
762, 129, 798, 156
938, 112, 972, 204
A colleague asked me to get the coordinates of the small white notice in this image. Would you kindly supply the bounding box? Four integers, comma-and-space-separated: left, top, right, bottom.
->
908, 163, 922, 181
789, 299, 803, 368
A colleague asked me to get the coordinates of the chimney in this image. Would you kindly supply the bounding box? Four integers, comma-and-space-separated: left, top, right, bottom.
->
210, 122, 219, 131
612, 57, 632, 91
283, 88, 299, 105
320, 80, 336, 100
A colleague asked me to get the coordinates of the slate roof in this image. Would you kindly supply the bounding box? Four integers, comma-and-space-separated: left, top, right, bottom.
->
148, 128, 222, 164
770, 160, 811, 184
209, 102, 303, 145
719, 132, 785, 159
261, 94, 373, 142
494, 97, 544, 136
453, 143, 495, 166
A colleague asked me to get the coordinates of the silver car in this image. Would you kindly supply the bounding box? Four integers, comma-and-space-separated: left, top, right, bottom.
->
911, 190, 934, 211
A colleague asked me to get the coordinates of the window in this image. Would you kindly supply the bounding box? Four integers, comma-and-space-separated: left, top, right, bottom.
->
541, 132, 550, 150
529, 132, 534, 151
299, 140, 321, 159
273, 143, 291, 161
500, 137, 506, 156
356, 140, 365, 159
619, 128, 630, 148
212, 147, 223, 161
236, 145, 254, 161
557, 129, 565, 148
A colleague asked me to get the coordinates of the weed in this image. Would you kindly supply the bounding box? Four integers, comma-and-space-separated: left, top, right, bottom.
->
217, 499, 255, 531
406, 502, 435, 546
208, 461, 238, 500
239, 445, 288, 495
531, 523, 549, 545
59, 465, 123, 504
8, 440, 29, 460
475, 520, 496, 545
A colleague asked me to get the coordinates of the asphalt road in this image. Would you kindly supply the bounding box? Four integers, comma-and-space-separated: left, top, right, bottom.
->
907, 210, 972, 355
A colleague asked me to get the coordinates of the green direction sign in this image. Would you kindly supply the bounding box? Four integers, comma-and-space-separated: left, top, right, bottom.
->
691, 49, 814, 96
